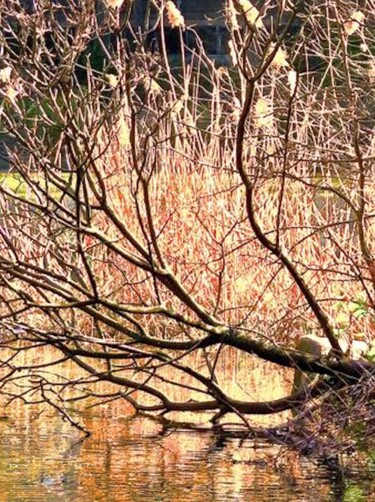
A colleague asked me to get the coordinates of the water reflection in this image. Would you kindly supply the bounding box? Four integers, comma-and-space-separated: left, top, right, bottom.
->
0, 406, 374, 502
0, 348, 374, 501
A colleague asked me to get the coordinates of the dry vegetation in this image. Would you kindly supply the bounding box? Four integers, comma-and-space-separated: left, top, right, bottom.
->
0, 0, 374, 451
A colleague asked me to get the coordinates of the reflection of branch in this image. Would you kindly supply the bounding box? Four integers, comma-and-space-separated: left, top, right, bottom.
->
39, 381, 91, 437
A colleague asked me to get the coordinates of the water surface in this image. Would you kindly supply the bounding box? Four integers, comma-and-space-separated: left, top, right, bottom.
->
0, 403, 374, 502
0, 349, 374, 501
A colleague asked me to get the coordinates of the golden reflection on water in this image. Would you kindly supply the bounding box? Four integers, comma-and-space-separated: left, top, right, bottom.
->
0, 348, 373, 501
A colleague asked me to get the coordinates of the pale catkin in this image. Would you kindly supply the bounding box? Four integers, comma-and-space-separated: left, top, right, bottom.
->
344, 11, 364, 36
268, 43, 289, 69
165, 1, 185, 29
228, 97, 242, 122
226, 0, 240, 31
106, 0, 125, 9
0, 67, 18, 104
4, 86, 19, 105
0, 67, 12, 83
254, 97, 273, 129
236, 0, 263, 29
171, 96, 185, 117
106, 74, 119, 88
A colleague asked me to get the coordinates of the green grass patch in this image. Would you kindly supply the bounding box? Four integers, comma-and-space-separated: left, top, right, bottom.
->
0, 172, 28, 197
0, 171, 74, 201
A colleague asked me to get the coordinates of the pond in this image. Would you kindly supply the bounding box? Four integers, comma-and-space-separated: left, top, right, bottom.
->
0, 366, 374, 502
0, 407, 374, 501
